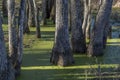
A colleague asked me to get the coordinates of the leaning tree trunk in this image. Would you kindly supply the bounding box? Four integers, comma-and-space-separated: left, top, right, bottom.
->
71, 0, 86, 53
28, 0, 35, 27
8, 0, 18, 73
16, 0, 26, 76
0, 11, 15, 80
33, 0, 41, 38
87, 0, 113, 57
50, 0, 74, 66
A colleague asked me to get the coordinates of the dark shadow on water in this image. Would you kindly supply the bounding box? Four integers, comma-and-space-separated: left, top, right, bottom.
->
17, 68, 120, 80
28, 31, 55, 41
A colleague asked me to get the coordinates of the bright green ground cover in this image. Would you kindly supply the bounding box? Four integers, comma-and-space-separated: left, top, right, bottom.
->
2, 24, 120, 80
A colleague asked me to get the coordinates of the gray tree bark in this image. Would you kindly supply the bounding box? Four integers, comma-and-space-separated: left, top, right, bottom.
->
82, 0, 92, 39
50, 0, 74, 66
87, 0, 113, 57
0, 11, 15, 80
16, 0, 26, 76
8, 0, 18, 69
28, 0, 35, 27
2, 0, 8, 17
33, 0, 41, 38
24, 0, 30, 34
71, 0, 86, 53
50, 0, 55, 24
41, 0, 47, 25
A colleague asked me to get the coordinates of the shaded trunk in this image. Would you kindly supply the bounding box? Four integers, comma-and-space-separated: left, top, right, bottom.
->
41, 0, 47, 25
28, 0, 35, 27
33, 0, 41, 38
87, 0, 113, 57
24, 0, 30, 34
16, 0, 26, 76
2, 0, 8, 17
103, 22, 112, 48
0, 11, 15, 80
71, 0, 86, 53
50, 0, 55, 24
50, 0, 74, 66
8, 0, 18, 70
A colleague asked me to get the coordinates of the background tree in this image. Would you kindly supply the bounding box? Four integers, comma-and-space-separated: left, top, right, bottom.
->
87, 0, 113, 56
82, 0, 92, 39
2, 0, 8, 17
41, 0, 47, 25
23, 0, 30, 34
28, 0, 35, 27
71, 0, 86, 53
50, 0, 74, 66
33, 0, 41, 38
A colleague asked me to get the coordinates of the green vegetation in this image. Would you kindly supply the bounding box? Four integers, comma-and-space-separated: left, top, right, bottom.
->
2, 24, 120, 80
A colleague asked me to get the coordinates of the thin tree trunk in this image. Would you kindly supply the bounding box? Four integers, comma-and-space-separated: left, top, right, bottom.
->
50, 0, 55, 24
2, 0, 8, 17
28, 0, 35, 27
82, 0, 92, 39
8, 0, 18, 71
16, 0, 26, 76
41, 0, 47, 25
33, 0, 41, 38
50, 0, 74, 66
87, 0, 113, 57
24, 0, 30, 34
71, 0, 86, 53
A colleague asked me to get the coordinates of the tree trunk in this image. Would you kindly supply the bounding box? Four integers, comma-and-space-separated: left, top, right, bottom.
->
33, 0, 41, 38
16, 0, 26, 76
50, 0, 74, 66
87, 0, 113, 57
82, 0, 92, 39
0, 11, 15, 80
24, 0, 30, 34
41, 0, 47, 25
71, 0, 86, 53
2, 0, 8, 17
8, 0, 18, 70
50, 0, 55, 24
28, 0, 35, 27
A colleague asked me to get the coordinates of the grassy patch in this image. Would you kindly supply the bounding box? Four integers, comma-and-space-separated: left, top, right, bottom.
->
2, 24, 120, 80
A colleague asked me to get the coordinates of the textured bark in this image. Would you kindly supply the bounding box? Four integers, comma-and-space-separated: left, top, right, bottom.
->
50, 0, 74, 66
50, 0, 55, 24
103, 22, 112, 48
0, 11, 15, 80
16, 0, 26, 76
2, 0, 8, 17
71, 0, 86, 53
82, 0, 92, 39
41, 0, 47, 25
24, 0, 30, 34
87, 0, 113, 57
8, 0, 18, 69
28, 0, 35, 27
68, 0, 71, 31
33, 0, 41, 38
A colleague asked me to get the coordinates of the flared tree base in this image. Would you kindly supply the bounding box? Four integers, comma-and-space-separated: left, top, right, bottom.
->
50, 48, 74, 66
87, 43, 104, 57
